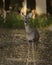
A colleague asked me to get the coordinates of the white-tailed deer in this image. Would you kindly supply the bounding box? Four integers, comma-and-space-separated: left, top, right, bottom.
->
22, 13, 39, 65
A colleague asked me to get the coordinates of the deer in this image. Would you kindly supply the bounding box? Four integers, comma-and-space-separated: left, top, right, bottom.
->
22, 12, 39, 65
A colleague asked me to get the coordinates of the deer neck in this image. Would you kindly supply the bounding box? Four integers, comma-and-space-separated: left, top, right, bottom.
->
24, 22, 31, 33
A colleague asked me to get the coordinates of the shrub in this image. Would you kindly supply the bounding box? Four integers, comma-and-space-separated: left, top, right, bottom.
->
0, 12, 52, 29
0, 15, 4, 27
29, 15, 52, 29
4, 12, 24, 29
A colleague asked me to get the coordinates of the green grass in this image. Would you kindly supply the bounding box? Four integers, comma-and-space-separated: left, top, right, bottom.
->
29, 15, 52, 29
0, 15, 4, 27
3, 12, 24, 29
0, 12, 52, 29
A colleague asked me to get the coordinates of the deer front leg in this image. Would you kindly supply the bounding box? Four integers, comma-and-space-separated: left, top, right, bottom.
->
26, 41, 30, 65
32, 41, 36, 65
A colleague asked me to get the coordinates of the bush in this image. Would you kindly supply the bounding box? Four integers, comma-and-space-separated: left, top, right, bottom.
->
4, 12, 24, 29
0, 12, 52, 29
29, 15, 52, 29
0, 15, 4, 27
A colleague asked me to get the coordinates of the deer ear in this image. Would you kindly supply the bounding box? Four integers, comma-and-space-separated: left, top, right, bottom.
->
27, 13, 32, 18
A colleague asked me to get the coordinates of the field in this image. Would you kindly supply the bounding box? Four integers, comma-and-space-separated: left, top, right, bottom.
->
0, 27, 52, 65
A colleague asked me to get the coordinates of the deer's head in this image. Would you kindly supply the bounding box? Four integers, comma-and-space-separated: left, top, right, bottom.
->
22, 13, 32, 24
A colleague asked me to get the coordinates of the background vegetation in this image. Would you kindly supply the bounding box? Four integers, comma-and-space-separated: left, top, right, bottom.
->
0, 12, 52, 29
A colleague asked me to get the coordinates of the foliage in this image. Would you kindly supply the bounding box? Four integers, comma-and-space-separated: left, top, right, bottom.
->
0, 12, 52, 29
0, 15, 4, 27
29, 15, 52, 29
4, 12, 24, 29
0, 13, 24, 28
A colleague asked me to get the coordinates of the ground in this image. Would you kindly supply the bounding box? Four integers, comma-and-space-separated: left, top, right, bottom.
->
0, 27, 52, 65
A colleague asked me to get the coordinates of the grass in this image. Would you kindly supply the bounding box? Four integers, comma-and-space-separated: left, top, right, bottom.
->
0, 15, 4, 27
2, 12, 24, 29
0, 12, 52, 29
29, 15, 52, 29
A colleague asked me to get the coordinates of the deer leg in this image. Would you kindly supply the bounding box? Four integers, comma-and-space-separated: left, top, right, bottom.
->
26, 41, 30, 65
32, 42, 36, 65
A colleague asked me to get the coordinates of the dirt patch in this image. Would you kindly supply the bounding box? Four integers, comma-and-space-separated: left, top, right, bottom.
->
0, 28, 52, 65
